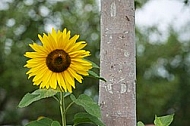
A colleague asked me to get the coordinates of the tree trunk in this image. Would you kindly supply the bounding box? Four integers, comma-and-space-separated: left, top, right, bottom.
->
99, 0, 136, 125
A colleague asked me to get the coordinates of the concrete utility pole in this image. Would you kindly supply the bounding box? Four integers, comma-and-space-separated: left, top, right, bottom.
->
99, 0, 136, 125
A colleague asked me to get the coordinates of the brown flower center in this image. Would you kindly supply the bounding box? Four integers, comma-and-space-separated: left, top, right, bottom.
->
46, 49, 71, 73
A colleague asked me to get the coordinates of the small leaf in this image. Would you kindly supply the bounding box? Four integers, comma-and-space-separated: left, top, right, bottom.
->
70, 94, 101, 118
88, 70, 106, 82
26, 117, 53, 126
18, 89, 58, 108
85, 60, 100, 69
154, 114, 174, 126
74, 112, 105, 126
64, 92, 71, 98
91, 61, 100, 69
137, 121, 145, 126
51, 121, 61, 126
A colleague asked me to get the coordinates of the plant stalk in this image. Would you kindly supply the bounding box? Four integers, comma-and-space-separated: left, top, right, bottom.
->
60, 92, 66, 126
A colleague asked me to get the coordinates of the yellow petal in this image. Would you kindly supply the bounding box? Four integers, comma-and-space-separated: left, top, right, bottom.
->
57, 73, 67, 92
69, 50, 90, 58
64, 35, 79, 52
29, 43, 48, 53
40, 70, 52, 88
50, 73, 57, 89
68, 41, 87, 52
64, 70, 75, 88
25, 52, 47, 58
67, 68, 83, 83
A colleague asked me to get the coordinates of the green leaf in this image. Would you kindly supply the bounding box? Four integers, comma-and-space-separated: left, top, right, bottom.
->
88, 70, 106, 82
137, 121, 145, 126
26, 117, 53, 126
74, 112, 105, 126
64, 92, 71, 98
18, 89, 58, 108
154, 114, 174, 126
51, 121, 61, 126
70, 94, 101, 118
85, 60, 100, 69
91, 61, 100, 69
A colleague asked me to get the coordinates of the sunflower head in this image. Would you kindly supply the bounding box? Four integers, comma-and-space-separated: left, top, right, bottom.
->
24, 28, 92, 92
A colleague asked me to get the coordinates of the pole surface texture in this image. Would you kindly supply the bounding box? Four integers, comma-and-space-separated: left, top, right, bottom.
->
99, 0, 136, 125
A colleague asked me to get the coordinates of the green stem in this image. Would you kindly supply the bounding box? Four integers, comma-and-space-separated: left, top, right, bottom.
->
64, 101, 74, 114
53, 95, 59, 102
60, 92, 66, 126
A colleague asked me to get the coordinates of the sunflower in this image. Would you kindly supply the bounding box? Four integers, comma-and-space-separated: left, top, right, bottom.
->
24, 28, 92, 92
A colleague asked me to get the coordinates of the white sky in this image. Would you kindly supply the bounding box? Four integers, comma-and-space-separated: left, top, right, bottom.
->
135, 0, 190, 41
136, 0, 190, 29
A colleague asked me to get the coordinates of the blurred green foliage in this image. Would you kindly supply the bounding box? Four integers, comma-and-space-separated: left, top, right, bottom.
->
136, 24, 190, 125
0, 0, 190, 126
